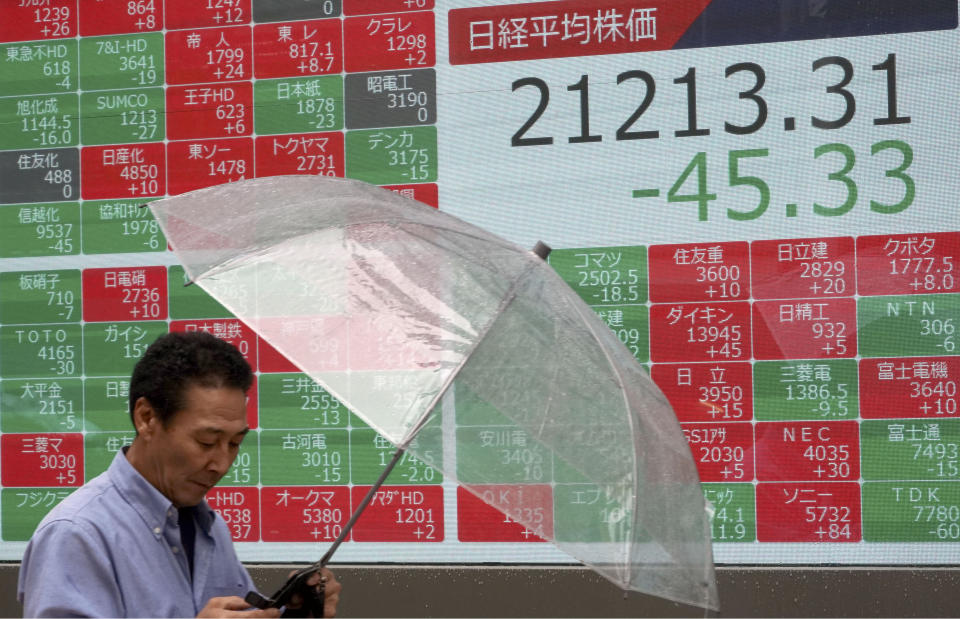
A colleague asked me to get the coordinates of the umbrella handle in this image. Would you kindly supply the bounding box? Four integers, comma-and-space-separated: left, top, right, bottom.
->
245, 566, 325, 617
245, 447, 407, 617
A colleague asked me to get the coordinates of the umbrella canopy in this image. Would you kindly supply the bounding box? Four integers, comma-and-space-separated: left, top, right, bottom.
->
148, 175, 718, 610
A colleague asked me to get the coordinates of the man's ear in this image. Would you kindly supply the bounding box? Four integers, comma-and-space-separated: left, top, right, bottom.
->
132, 396, 159, 438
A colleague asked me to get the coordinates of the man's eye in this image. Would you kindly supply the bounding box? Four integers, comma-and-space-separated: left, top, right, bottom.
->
197, 440, 215, 448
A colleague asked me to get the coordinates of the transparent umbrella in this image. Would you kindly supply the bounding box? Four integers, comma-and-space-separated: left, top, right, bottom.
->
147, 175, 718, 612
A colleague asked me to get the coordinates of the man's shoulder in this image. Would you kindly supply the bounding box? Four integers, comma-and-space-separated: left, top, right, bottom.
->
34, 470, 121, 534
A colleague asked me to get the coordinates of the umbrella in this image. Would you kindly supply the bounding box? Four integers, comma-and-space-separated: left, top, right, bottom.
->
147, 175, 718, 611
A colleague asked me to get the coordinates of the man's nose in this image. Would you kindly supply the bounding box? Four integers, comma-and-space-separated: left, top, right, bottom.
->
208, 445, 234, 476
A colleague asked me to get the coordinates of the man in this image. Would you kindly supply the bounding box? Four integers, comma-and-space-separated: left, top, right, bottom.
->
18, 332, 341, 617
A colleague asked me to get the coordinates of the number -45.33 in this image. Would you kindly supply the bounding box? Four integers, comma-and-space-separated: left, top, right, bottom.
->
635, 140, 914, 222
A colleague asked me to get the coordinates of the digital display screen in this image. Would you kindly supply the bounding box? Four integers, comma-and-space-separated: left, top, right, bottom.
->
0, 0, 957, 565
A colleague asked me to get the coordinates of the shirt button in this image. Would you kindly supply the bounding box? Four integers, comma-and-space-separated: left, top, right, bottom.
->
172, 546, 180, 554
153, 527, 161, 535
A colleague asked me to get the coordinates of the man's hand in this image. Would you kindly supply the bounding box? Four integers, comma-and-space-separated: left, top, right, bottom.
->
197, 596, 282, 618
285, 568, 341, 618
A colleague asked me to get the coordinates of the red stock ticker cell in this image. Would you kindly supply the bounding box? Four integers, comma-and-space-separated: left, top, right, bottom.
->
750, 237, 856, 300
649, 301, 751, 363
681, 423, 755, 483
166, 137, 254, 195
343, 0, 435, 15
165, 26, 252, 85
382, 183, 438, 208
82, 266, 168, 322
260, 486, 351, 542
756, 482, 861, 542
207, 487, 260, 542
857, 232, 960, 296
859, 356, 960, 419
166, 82, 253, 140
165, 0, 251, 29
253, 19, 343, 79
754, 421, 860, 482
258, 335, 300, 373
752, 298, 857, 360
254, 132, 345, 178
79, 0, 161, 36
447, 0, 710, 65
253, 316, 350, 375
170, 319, 258, 371
1, 433, 84, 487
80, 143, 166, 200
648, 241, 750, 303
343, 11, 435, 72
651, 362, 753, 423
457, 485, 551, 542
347, 313, 440, 371
351, 485, 443, 541
0, 1, 75, 42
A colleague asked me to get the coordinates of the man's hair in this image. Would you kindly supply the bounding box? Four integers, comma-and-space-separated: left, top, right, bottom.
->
129, 331, 253, 427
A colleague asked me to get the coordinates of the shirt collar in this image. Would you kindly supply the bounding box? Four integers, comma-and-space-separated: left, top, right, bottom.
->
108, 449, 217, 536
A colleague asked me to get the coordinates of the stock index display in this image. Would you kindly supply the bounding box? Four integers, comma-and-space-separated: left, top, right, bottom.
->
0, 0, 958, 565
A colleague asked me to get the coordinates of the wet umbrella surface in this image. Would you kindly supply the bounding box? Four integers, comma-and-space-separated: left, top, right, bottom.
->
148, 175, 718, 612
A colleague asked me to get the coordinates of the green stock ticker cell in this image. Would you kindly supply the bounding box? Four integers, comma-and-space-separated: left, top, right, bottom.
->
79, 87, 165, 145
0, 203, 80, 258
861, 419, 960, 481
84, 432, 136, 482
548, 246, 648, 306
858, 294, 960, 357
257, 373, 349, 430
345, 126, 437, 185
753, 359, 859, 421
259, 429, 350, 485
84, 378, 134, 432
0, 40, 77, 96
253, 76, 344, 135
452, 383, 514, 427
82, 321, 167, 378
349, 427, 441, 486
552, 483, 646, 543
167, 265, 233, 319
0, 269, 80, 324
862, 481, 960, 542
0, 92, 79, 150
82, 199, 166, 255
78, 33, 164, 91
592, 304, 649, 362
456, 426, 552, 485
703, 483, 756, 542
2, 488, 74, 541
219, 440, 259, 487
0, 323, 82, 379
0, 378, 83, 434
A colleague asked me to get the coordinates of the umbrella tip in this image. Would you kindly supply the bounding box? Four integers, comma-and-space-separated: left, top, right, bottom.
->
531, 241, 551, 260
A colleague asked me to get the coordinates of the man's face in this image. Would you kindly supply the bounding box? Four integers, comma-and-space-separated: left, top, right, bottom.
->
135, 384, 248, 507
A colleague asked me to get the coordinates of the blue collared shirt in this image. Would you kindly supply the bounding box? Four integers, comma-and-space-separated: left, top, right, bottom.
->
18, 450, 257, 617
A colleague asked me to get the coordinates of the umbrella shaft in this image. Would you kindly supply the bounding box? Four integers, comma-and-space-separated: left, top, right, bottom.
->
319, 446, 406, 566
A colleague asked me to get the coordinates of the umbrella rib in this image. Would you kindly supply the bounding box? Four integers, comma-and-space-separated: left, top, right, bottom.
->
312, 252, 544, 567
399, 256, 543, 446
561, 281, 710, 601
535, 358, 562, 440
561, 281, 639, 590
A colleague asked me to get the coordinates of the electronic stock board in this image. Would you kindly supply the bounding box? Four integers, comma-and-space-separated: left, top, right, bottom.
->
0, 0, 958, 566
